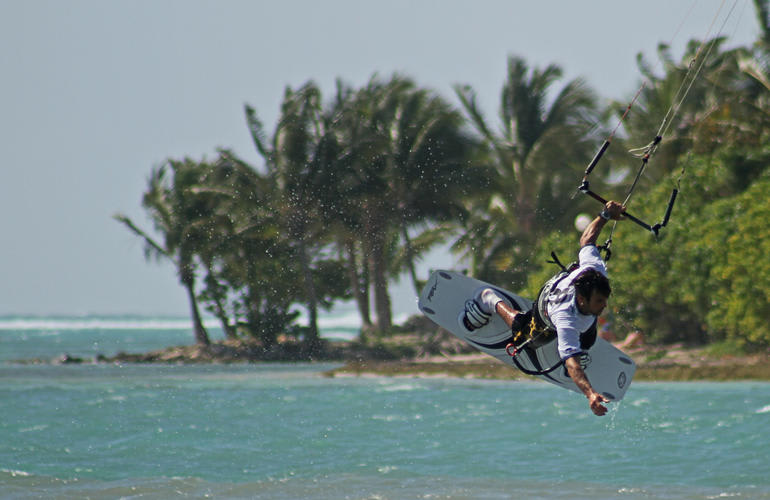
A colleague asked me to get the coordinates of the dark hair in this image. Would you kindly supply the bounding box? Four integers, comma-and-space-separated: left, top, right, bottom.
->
573, 268, 611, 299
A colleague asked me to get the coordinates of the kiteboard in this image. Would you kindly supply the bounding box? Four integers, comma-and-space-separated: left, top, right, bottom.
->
418, 270, 636, 401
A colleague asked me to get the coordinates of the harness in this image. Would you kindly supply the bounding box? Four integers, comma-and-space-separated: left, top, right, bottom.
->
505, 252, 598, 375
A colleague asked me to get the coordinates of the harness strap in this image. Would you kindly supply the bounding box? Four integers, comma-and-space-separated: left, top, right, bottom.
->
509, 351, 565, 376
505, 316, 562, 376
547, 251, 568, 272
536, 270, 573, 333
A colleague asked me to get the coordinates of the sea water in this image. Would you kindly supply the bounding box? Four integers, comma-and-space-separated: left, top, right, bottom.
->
1, 316, 769, 499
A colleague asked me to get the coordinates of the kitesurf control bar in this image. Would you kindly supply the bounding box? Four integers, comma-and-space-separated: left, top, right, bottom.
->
578, 181, 677, 237
579, 129, 679, 237
579, 181, 652, 232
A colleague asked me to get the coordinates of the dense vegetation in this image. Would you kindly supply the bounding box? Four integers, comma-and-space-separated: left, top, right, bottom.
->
117, 2, 770, 350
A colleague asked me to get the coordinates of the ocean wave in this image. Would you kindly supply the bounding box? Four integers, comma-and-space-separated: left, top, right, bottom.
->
0, 317, 220, 332
0, 309, 409, 339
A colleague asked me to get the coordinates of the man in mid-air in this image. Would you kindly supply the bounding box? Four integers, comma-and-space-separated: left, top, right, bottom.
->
460, 200, 625, 416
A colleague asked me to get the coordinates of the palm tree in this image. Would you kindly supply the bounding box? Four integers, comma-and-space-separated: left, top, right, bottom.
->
188, 151, 262, 340
329, 75, 481, 332
245, 81, 339, 342
454, 55, 603, 286
187, 148, 315, 346
734, 0, 770, 143
382, 80, 482, 295
316, 80, 375, 330
114, 161, 211, 345
624, 39, 758, 175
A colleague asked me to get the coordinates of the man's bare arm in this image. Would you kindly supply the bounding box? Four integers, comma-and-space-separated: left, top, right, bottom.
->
565, 356, 609, 416
580, 201, 625, 247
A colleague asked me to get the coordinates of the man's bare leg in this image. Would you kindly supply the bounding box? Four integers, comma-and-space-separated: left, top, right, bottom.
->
495, 301, 520, 329
459, 288, 527, 333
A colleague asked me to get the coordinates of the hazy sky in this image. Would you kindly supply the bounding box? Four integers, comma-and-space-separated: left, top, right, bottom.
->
0, 0, 758, 317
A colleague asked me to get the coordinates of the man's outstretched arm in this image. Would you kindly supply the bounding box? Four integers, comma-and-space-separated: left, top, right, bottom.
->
565, 356, 609, 416
580, 200, 625, 247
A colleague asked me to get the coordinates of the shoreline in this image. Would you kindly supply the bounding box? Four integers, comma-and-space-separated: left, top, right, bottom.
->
325, 357, 770, 381
16, 335, 770, 382
323, 343, 770, 381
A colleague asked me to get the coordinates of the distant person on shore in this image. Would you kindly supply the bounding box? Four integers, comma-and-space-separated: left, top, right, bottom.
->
618, 330, 645, 350
459, 201, 626, 416
598, 315, 615, 342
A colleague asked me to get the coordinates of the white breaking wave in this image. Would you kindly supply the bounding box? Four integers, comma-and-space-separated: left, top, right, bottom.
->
296, 306, 410, 330
0, 317, 221, 332
0, 308, 411, 340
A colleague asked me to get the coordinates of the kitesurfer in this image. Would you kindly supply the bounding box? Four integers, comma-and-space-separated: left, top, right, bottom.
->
460, 200, 626, 416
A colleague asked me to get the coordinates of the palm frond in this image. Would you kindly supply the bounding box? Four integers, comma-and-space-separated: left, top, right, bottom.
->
113, 213, 171, 262
244, 104, 272, 163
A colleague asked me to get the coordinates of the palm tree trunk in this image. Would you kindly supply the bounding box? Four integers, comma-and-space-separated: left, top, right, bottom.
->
219, 318, 238, 340
207, 297, 236, 340
184, 281, 210, 345
297, 236, 320, 341
367, 228, 392, 333
511, 158, 536, 235
400, 222, 420, 295
211, 299, 237, 339
346, 239, 372, 327
202, 261, 238, 339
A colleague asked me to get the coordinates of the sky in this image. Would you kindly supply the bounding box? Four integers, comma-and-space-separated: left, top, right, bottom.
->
0, 0, 759, 317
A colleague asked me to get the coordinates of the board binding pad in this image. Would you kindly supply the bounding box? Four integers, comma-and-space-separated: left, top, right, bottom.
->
418, 270, 636, 401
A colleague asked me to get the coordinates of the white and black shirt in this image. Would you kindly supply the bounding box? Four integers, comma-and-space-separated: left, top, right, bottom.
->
546, 245, 607, 360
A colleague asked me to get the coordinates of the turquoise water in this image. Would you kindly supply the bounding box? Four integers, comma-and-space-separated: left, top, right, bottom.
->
1, 318, 770, 499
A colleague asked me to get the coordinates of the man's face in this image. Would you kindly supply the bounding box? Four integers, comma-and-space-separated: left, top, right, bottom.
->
577, 291, 609, 316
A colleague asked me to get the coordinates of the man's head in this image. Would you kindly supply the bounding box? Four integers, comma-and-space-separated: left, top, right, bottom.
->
573, 269, 611, 316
